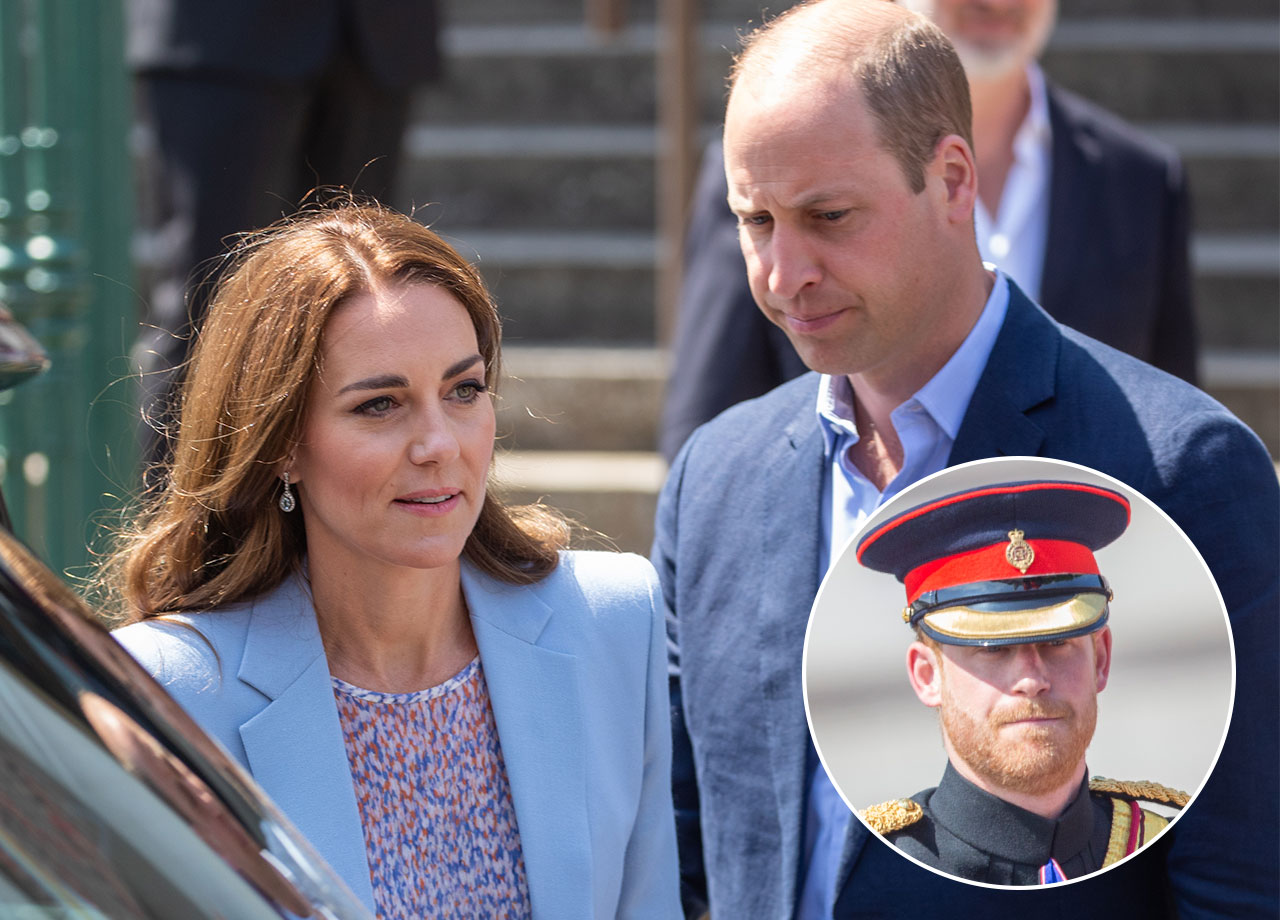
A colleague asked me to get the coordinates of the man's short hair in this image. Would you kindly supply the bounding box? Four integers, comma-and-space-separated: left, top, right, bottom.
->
913, 626, 940, 651
731, 0, 973, 194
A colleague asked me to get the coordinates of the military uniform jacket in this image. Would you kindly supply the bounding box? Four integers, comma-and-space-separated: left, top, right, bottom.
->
873, 763, 1171, 886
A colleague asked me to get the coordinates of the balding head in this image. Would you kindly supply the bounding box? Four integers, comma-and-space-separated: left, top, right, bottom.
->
730, 0, 971, 193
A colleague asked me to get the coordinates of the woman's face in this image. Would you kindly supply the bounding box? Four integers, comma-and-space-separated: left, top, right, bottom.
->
289, 282, 495, 577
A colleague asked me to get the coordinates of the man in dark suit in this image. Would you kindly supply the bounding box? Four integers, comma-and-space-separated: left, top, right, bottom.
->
658, 0, 1196, 463
652, 2, 1277, 917
127, 0, 441, 472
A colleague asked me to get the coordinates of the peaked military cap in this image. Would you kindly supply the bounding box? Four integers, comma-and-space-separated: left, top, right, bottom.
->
856, 480, 1130, 646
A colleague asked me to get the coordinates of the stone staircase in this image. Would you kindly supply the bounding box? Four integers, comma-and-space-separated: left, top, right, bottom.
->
392, 0, 1279, 554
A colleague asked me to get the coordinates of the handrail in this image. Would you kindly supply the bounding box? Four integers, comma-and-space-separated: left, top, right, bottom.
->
584, 0, 700, 347
585, 0, 627, 37
655, 0, 699, 346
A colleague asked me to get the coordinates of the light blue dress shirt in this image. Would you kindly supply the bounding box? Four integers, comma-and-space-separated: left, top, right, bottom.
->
795, 271, 1011, 919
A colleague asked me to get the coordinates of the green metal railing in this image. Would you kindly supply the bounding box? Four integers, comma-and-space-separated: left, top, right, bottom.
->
0, 1, 135, 577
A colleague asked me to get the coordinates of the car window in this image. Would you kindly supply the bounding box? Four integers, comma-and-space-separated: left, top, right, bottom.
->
0, 529, 371, 920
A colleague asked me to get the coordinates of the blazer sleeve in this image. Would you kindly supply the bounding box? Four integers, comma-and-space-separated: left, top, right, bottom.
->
614, 557, 684, 918
651, 437, 710, 918
112, 616, 258, 767
114, 618, 224, 701
1141, 411, 1279, 917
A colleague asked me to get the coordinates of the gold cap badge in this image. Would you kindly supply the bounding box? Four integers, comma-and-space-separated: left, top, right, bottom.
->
1005, 529, 1035, 574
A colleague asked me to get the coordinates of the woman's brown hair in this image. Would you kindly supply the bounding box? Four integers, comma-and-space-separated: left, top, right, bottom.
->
103, 200, 566, 622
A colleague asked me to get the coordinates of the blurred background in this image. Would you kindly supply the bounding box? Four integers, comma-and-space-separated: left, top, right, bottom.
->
0, 0, 1274, 576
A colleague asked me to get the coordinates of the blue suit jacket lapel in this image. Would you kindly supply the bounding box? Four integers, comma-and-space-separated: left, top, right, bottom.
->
949, 284, 1057, 464
234, 576, 375, 911
462, 563, 590, 920
837, 285, 1059, 899
757, 404, 826, 908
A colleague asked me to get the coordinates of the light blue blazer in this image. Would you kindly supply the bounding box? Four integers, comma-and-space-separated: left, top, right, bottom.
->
114, 551, 681, 919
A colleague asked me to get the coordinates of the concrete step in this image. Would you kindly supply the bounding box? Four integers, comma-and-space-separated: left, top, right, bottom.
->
1157, 126, 1279, 233
493, 449, 664, 554
437, 229, 656, 344
415, 20, 1278, 127
1195, 234, 1280, 351
1201, 350, 1280, 456
1195, 276, 1279, 351
1040, 46, 1277, 125
448, 1, 1278, 27
438, 226, 1276, 351
489, 350, 1279, 555
496, 345, 1280, 457
1065, 1, 1277, 15
498, 346, 666, 452
398, 124, 1278, 234
400, 127, 653, 232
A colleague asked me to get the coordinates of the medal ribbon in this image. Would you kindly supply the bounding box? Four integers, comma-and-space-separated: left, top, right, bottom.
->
1038, 858, 1068, 884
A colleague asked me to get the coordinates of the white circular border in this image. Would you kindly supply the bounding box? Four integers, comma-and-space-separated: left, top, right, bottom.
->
801, 456, 1236, 890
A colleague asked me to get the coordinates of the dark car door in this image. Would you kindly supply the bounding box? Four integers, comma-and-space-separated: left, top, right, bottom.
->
0, 527, 372, 919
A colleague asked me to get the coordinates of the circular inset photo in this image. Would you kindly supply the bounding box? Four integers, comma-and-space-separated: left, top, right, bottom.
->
802, 457, 1234, 889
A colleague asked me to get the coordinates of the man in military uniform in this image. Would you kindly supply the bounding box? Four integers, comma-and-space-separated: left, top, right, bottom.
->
855, 480, 1187, 885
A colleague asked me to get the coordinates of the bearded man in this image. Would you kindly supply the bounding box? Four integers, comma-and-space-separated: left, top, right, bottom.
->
856, 480, 1186, 885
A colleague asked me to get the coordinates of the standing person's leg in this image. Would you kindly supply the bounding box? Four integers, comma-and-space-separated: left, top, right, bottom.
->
132, 72, 312, 479
293, 33, 414, 207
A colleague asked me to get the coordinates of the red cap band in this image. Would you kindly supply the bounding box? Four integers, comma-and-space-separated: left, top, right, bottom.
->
903, 538, 1100, 604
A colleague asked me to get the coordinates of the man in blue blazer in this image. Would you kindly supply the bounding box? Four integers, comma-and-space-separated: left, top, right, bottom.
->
653, 2, 1277, 917
658, 1, 1196, 463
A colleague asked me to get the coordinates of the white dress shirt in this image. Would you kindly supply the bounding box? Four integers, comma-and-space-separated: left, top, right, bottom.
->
973, 65, 1052, 302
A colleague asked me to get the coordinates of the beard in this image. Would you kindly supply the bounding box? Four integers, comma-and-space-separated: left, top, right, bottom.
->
940, 684, 1097, 796
898, 0, 1059, 83
949, 39, 1033, 82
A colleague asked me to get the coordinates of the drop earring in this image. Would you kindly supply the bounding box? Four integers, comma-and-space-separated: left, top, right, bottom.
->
279, 472, 296, 513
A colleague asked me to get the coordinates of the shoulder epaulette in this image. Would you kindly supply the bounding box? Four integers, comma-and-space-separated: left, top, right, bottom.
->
1089, 776, 1189, 809
860, 798, 924, 835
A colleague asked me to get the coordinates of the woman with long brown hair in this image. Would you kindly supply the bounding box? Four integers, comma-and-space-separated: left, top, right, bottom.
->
111, 201, 680, 918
